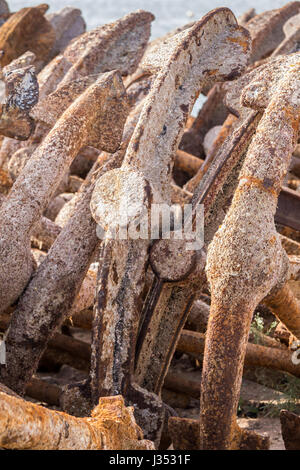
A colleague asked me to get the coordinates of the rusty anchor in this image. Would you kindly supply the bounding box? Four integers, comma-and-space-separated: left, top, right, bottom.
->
201, 52, 300, 450
86, 7, 251, 446
0, 71, 127, 317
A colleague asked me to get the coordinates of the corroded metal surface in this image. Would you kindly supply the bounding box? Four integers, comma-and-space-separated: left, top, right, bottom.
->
181, 2, 300, 157
1, 1, 300, 452
0, 9, 155, 170
88, 8, 251, 445
201, 52, 300, 450
0, 70, 150, 396
0, 71, 127, 316
0, 5, 55, 69
0, 58, 38, 139
169, 416, 270, 450
46, 6, 86, 58
135, 110, 261, 406
0, 392, 154, 450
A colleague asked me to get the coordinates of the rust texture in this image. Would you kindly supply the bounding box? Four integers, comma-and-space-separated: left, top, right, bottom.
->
0, 55, 39, 140
135, 107, 260, 412
0, 5, 55, 69
280, 410, 300, 450
88, 7, 251, 445
169, 417, 270, 450
1, 1, 300, 452
0, 71, 127, 316
46, 6, 86, 58
0, 9, 154, 171
202, 53, 300, 450
0, 392, 154, 450
178, 330, 300, 377
0, 86, 150, 394
180, 2, 300, 157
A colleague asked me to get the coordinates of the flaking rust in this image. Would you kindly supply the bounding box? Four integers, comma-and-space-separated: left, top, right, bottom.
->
0, 392, 154, 450
0, 52, 38, 140
0, 4, 55, 70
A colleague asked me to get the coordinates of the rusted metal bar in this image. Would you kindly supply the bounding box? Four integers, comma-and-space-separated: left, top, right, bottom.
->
290, 154, 300, 177
247, 2, 300, 62
273, 11, 300, 55
25, 377, 61, 406
0, 313, 90, 360
238, 8, 256, 25
0, 168, 12, 194
281, 234, 300, 255
0, 392, 154, 450
0, 72, 151, 395
184, 114, 238, 192
178, 330, 300, 377
65, 308, 93, 329
0, 381, 18, 398
31, 216, 61, 250
174, 149, 203, 177
179, 83, 228, 157
201, 53, 300, 449
185, 298, 287, 349
164, 370, 200, 399
264, 283, 300, 339
40, 346, 89, 373
0, 10, 154, 170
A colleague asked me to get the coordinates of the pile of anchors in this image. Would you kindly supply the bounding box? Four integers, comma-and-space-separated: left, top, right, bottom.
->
1, 0, 300, 450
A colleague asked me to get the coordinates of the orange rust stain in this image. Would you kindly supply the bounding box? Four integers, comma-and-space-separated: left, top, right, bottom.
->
227, 36, 249, 54
213, 116, 237, 144
238, 175, 278, 197
284, 105, 300, 134
0, 168, 12, 193
206, 69, 218, 76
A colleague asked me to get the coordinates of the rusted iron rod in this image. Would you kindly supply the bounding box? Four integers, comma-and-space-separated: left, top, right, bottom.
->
25, 377, 61, 406
264, 283, 300, 339
178, 330, 300, 377
0, 393, 154, 450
